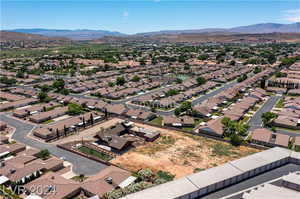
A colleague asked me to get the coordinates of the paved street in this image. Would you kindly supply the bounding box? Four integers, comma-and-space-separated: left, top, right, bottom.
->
0, 113, 107, 175
248, 95, 300, 137
248, 95, 282, 131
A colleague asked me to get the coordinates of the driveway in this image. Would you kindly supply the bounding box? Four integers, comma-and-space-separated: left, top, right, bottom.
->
0, 113, 107, 175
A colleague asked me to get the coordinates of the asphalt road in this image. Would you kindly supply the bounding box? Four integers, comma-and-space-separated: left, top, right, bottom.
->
0, 113, 107, 175
248, 95, 300, 137
248, 95, 282, 131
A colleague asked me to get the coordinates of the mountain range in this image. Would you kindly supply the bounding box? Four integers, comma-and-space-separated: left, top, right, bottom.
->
4, 23, 300, 40
137, 23, 300, 36
6, 29, 125, 40
0, 30, 69, 42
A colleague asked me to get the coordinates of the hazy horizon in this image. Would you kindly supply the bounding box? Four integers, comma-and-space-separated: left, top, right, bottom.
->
1, 0, 300, 34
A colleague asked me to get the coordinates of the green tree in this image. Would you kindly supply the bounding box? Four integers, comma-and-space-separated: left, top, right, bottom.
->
184, 64, 191, 70
137, 169, 153, 181
132, 75, 141, 82
229, 60, 236, 66
156, 170, 175, 181
275, 72, 287, 78
68, 103, 84, 115
267, 54, 276, 64
262, 112, 278, 127
222, 117, 249, 137
40, 84, 52, 92
36, 149, 50, 160
108, 82, 115, 87
197, 54, 209, 60
38, 91, 51, 102
178, 55, 186, 63
175, 78, 183, 84
166, 89, 179, 97
52, 79, 65, 91
230, 133, 242, 146
59, 88, 70, 95
174, 108, 181, 116
116, 76, 126, 86
196, 76, 206, 85
237, 74, 247, 82
253, 67, 262, 74
16, 71, 24, 78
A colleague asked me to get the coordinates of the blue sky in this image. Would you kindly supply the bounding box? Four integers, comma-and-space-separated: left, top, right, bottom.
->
1, 0, 300, 34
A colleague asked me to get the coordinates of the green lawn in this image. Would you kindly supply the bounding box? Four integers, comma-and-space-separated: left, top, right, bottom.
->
150, 116, 163, 126
183, 127, 194, 132
43, 119, 55, 124
177, 74, 190, 81
78, 146, 113, 161
251, 106, 260, 112
183, 118, 203, 132
275, 99, 284, 108
241, 116, 250, 123
71, 175, 88, 182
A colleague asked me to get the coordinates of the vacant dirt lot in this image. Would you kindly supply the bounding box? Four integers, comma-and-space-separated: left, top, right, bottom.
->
111, 124, 260, 179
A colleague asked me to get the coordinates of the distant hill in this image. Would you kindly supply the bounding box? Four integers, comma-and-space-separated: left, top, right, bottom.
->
8, 29, 126, 40
5, 23, 300, 41
229, 23, 300, 33
95, 33, 300, 44
137, 23, 300, 36
0, 31, 69, 42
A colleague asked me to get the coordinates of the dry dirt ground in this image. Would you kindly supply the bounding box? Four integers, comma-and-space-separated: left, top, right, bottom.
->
111, 123, 260, 179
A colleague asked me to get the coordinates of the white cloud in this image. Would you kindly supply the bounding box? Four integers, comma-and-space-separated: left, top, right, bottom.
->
282, 9, 300, 22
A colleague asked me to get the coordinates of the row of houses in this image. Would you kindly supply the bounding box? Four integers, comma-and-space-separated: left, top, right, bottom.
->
13, 102, 59, 118
222, 88, 266, 121
273, 97, 300, 130
0, 98, 39, 111
0, 140, 136, 199
267, 62, 300, 89
33, 112, 103, 141
23, 165, 135, 199
29, 106, 69, 123
0, 148, 64, 184
132, 81, 218, 108
195, 68, 274, 137
48, 92, 157, 120
10, 87, 39, 98
251, 128, 294, 148
0, 91, 26, 101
